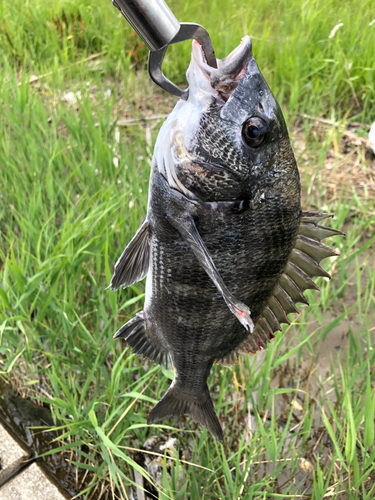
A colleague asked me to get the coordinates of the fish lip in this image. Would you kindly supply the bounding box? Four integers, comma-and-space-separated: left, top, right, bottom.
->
192, 35, 252, 83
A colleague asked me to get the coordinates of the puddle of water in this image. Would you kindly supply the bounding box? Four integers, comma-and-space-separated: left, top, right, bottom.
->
0, 378, 95, 499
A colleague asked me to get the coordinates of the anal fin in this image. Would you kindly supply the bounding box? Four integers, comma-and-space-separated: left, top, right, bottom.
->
114, 311, 170, 368
110, 219, 150, 291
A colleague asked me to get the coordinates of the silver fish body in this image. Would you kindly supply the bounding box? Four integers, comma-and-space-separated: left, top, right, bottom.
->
110, 37, 342, 441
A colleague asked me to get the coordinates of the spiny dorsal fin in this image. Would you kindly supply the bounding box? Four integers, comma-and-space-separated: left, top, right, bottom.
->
268, 296, 291, 325
279, 273, 309, 305
301, 211, 334, 223
110, 219, 150, 291
284, 261, 319, 291
295, 235, 339, 262
299, 223, 344, 241
289, 249, 331, 279
274, 284, 300, 315
216, 211, 344, 366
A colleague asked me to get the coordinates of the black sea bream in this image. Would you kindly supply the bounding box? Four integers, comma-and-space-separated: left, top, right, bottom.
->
110, 36, 342, 442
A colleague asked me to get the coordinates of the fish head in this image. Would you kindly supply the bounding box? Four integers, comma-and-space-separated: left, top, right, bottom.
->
167, 36, 300, 202
155, 36, 299, 204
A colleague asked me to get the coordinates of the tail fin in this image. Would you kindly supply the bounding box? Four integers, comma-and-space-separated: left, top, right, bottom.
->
147, 384, 223, 442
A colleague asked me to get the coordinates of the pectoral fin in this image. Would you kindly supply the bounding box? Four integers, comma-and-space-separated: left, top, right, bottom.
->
110, 219, 150, 291
167, 214, 254, 333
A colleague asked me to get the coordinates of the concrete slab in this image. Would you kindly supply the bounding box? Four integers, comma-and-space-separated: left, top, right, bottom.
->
0, 462, 68, 500
0, 425, 28, 483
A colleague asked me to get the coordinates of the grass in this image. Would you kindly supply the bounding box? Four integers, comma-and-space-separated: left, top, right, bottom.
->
0, 0, 375, 498
1, 0, 374, 122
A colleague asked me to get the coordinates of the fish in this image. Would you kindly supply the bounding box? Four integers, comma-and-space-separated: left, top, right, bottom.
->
109, 36, 343, 442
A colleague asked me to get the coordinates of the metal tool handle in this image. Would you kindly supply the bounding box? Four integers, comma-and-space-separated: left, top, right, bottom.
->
112, 0, 217, 100
112, 0, 180, 51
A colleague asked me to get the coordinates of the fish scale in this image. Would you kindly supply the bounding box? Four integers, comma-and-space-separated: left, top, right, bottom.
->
110, 35, 343, 441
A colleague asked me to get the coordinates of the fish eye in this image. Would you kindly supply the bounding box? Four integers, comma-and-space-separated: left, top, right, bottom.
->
242, 117, 269, 148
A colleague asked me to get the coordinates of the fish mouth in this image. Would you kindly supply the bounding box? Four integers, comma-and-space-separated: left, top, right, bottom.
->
190, 36, 252, 100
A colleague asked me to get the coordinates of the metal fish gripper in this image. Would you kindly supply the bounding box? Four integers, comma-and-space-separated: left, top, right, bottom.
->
112, 0, 217, 100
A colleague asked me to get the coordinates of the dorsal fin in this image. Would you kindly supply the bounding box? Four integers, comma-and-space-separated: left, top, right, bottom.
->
216, 211, 344, 366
